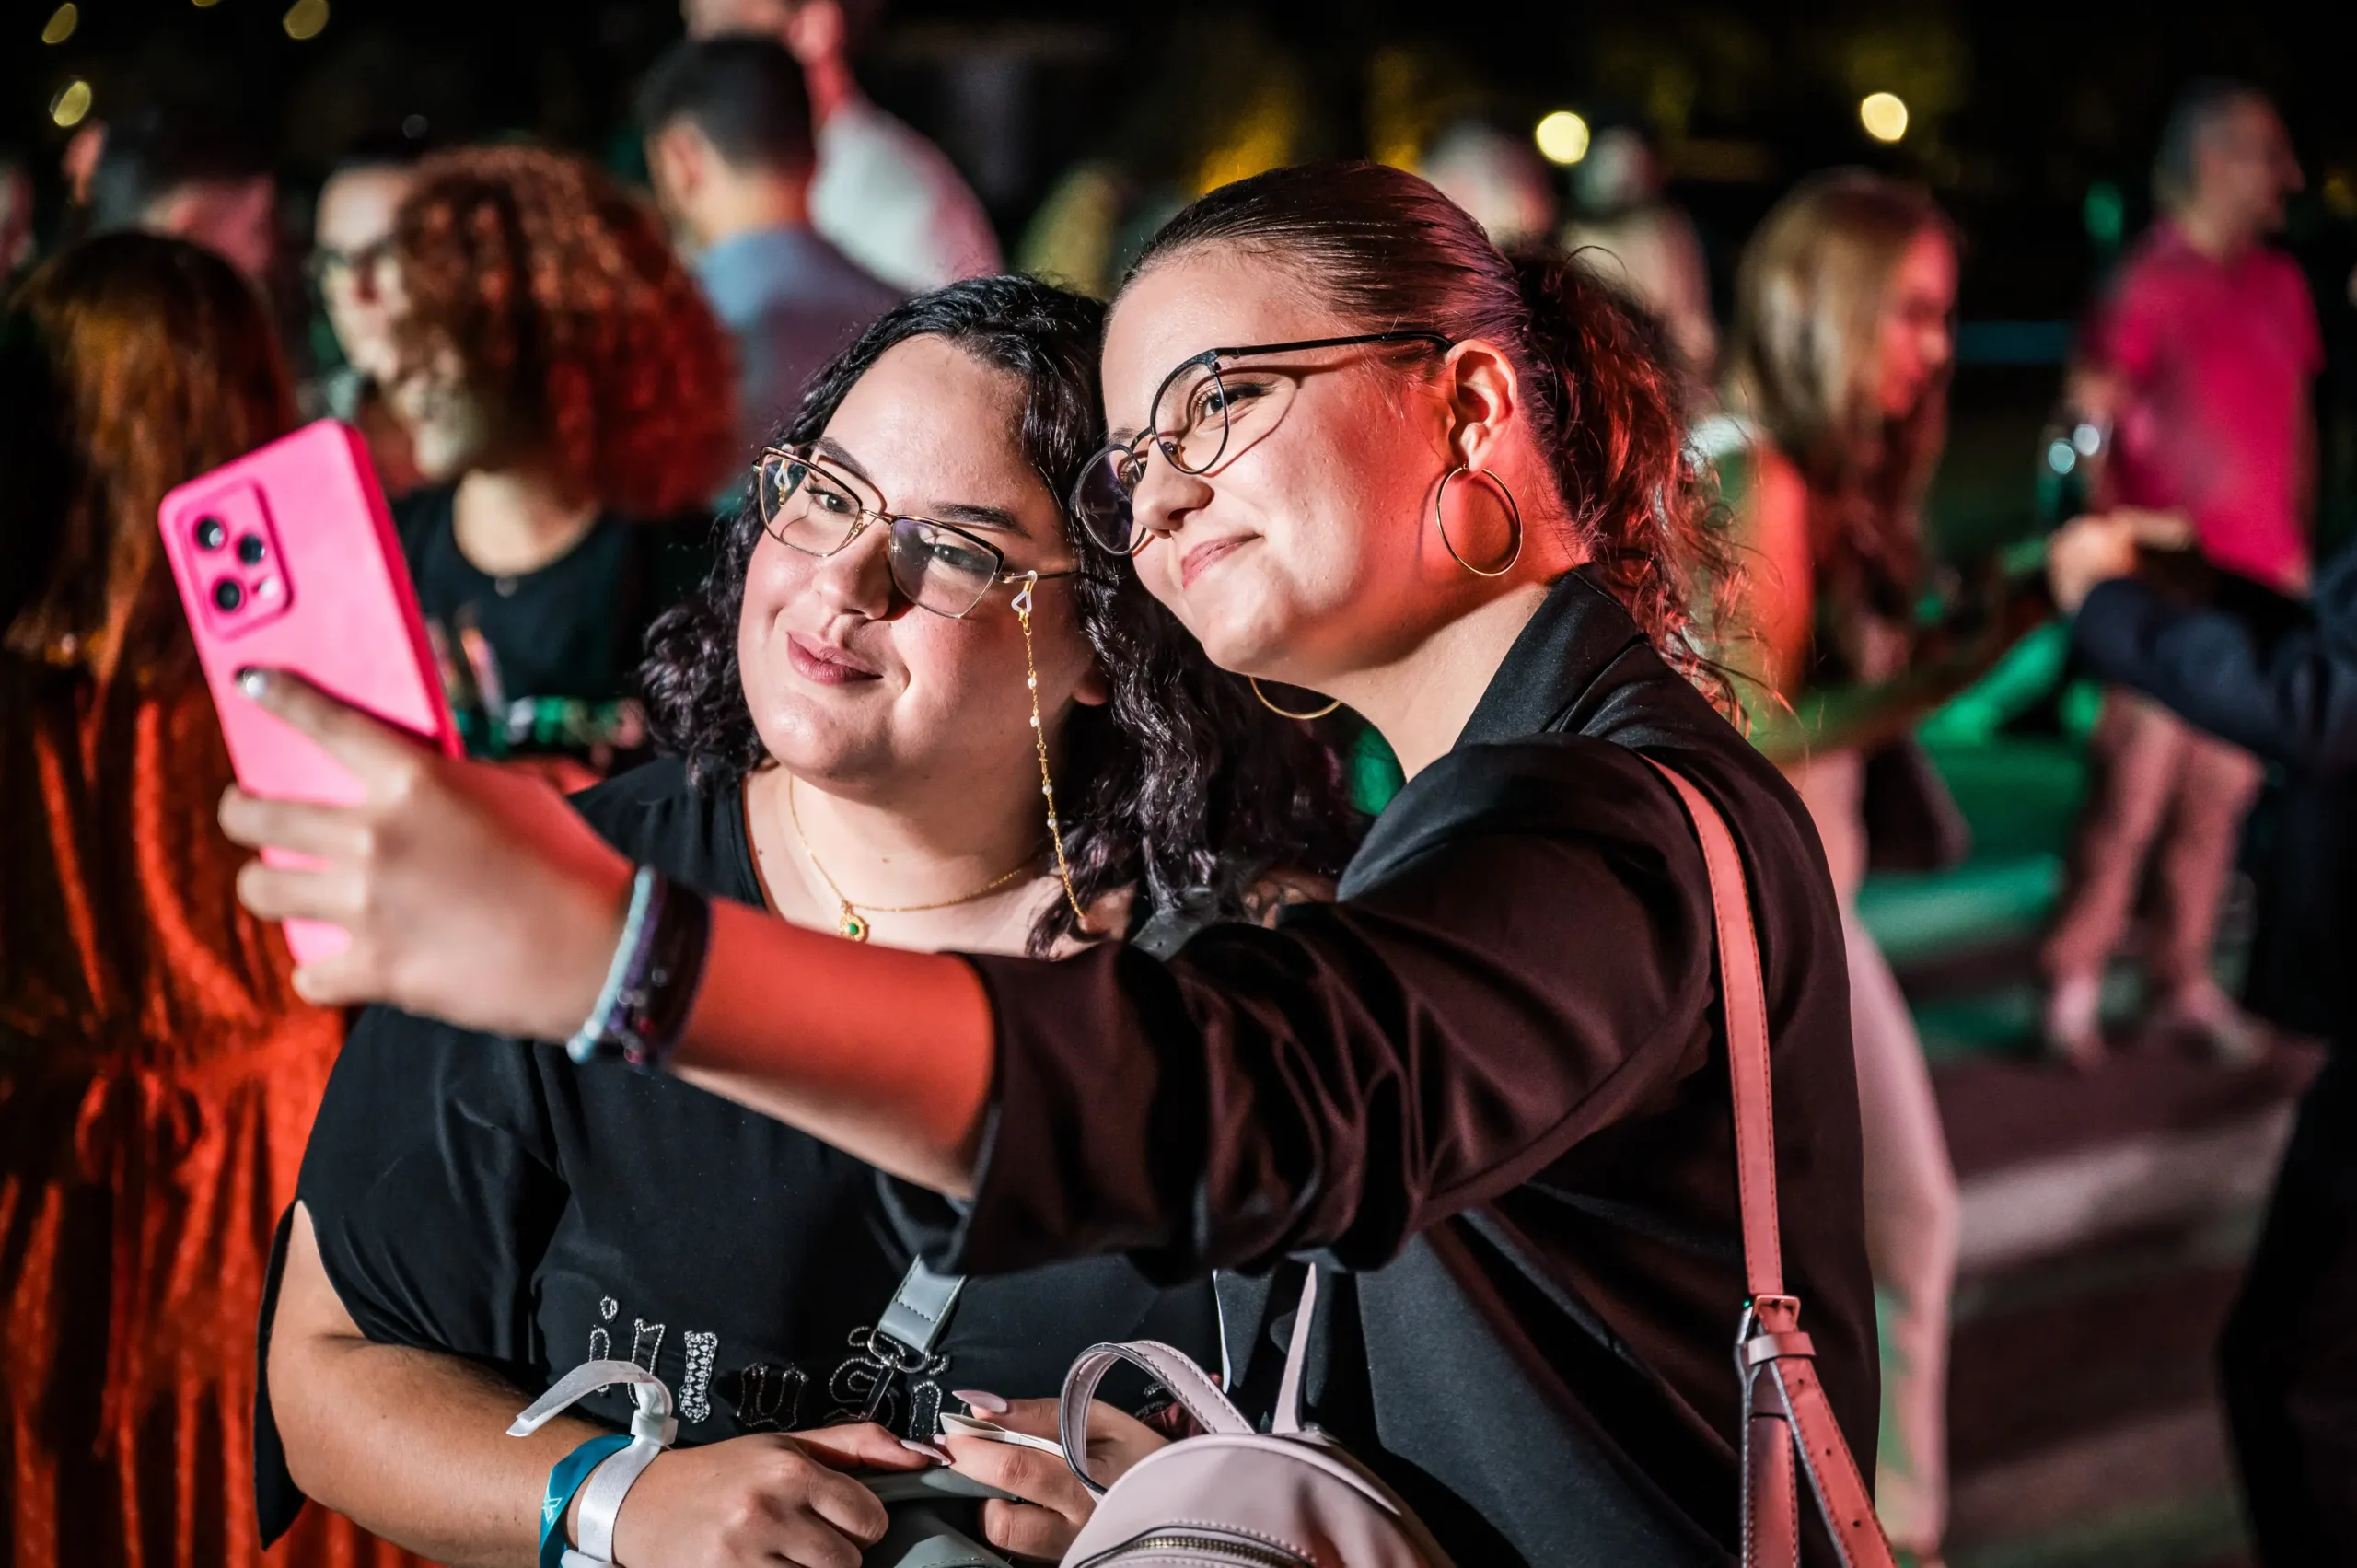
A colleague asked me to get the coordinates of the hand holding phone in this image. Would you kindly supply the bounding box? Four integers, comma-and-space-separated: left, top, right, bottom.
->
157, 420, 459, 964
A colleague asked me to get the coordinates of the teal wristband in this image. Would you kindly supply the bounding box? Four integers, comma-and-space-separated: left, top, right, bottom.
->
540, 1434, 632, 1568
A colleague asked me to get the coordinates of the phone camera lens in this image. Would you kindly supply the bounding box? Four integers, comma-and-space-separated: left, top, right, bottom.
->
236, 534, 267, 566
194, 517, 227, 552
213, 578, 244, 612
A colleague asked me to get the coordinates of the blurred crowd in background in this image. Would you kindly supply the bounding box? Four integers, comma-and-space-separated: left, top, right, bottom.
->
6, 2, 2357, 1567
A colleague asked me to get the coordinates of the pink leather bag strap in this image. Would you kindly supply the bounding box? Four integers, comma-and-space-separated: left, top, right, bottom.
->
1643, 758, 1895, 1568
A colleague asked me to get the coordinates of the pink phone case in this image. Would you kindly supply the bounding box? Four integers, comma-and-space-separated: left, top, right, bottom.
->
157, 419, 460, 965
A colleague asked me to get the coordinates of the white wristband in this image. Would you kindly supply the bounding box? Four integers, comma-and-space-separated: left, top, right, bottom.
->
513, 1358, 679, 1568
563, 1439, 666, 1566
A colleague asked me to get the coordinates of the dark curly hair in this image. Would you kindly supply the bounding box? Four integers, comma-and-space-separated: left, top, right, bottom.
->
641, 275, 1363, 954
388, 143, 736, 517
1132, 161, 1738, 711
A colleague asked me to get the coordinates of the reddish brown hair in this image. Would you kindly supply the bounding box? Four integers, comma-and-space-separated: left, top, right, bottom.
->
1127, 160, 1735, 705
389, 144, 736, 517
0, 232, 294, 683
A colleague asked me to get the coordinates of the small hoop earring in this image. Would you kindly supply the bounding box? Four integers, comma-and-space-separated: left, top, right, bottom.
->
1435, 465, 1524, 579
1249, 677, 1341, 721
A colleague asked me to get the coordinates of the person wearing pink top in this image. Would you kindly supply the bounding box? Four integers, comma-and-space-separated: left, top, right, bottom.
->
2045, 80, 2321, 1069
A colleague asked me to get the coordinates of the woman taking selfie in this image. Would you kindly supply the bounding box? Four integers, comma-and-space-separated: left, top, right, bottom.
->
0, 236, 424, 1568
226, 164, 1879, 1564
368, 145, 736, 778
258, 276, 1357, 1568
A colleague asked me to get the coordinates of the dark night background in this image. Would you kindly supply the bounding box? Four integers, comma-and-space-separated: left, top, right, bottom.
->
11, 0, 2357, 555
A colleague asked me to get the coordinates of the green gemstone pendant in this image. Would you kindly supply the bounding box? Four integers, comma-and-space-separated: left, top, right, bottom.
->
837, 905, 870, 942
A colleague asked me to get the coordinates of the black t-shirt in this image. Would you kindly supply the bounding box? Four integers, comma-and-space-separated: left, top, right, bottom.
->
396, 487, 710, 763
263, 758, 1216, 1523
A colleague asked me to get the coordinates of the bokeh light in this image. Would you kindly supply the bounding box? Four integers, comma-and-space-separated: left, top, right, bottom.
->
1860, 91, 1910, 144
1534, 110, 1591, 166
283, 0, 329, 40
49, 77, 92, 128
41, 4, 77, 44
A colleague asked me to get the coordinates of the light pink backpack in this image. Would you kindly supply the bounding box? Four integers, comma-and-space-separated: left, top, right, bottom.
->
1051, 760, 1899, 1568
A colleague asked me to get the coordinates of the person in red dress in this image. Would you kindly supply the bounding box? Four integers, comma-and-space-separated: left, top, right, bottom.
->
0, 232, 431, 1568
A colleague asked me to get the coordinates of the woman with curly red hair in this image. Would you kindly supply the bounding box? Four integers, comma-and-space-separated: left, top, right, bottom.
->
366, 143, 737, 779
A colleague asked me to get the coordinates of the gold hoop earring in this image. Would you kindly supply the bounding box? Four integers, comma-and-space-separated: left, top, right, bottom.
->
1435, 465, 1524, 579
1249, 677, 1341, 721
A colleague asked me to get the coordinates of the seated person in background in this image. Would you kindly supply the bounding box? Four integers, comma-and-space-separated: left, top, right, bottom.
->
371, 144, 737, 780
306, 131, 429, 495
640, 34, 900, 488
2049, 511, 2357, 1565
257, 275, 1361, 1568
680, 0, 1002, 292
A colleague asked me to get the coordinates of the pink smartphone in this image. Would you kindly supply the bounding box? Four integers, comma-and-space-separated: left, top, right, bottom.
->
157, 419, 460, 965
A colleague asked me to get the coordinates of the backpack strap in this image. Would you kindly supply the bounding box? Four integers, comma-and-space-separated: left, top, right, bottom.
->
1059, 1340, 1254, 1495
1642, 757, 1895, 1568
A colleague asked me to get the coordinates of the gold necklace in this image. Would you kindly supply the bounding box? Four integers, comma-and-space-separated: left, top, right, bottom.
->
785, 776, 1040, 942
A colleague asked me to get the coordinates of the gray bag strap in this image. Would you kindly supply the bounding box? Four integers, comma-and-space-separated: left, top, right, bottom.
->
876, 1259, 967, 1359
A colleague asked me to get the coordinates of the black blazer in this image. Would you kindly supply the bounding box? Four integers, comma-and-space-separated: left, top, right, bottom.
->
895, 568, 1877, 1565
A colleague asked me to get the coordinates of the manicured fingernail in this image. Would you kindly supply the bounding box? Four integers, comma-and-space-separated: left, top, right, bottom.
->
953, 1388, 1007, 1413
899, 1438, 951, 1464
236, 668, 267, 698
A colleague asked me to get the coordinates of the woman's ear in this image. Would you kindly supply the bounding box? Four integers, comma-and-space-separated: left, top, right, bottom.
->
1441, 338, 1523, 473
1073, 654, 1111, 709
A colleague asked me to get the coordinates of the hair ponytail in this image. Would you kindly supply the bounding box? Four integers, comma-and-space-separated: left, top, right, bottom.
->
1504, 246, 1733, 701
1129, 162, 1735, 709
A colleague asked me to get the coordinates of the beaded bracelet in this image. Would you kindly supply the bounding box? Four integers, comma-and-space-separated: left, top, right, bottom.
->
563, 867, 712, 1070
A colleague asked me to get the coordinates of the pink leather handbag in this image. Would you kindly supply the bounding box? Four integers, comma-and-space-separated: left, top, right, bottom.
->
1050, 760, 1899, 1568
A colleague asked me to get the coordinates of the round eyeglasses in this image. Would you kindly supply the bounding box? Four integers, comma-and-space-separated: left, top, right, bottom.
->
1070, 330, 1451, 555
755, 447, 1078, 619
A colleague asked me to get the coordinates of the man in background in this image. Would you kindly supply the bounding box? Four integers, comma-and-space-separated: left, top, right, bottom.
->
84, 108, 277, 283
679, 0, 1000, 292
308, 134, 429, 494
641, 35, 900, 484
2044, 80, 2321, 1067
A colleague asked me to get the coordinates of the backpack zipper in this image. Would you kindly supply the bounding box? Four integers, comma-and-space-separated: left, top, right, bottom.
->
1082, 1530, 1313, 1567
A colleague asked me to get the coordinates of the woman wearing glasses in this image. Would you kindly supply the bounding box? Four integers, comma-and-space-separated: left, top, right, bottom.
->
229, 164, 1876, 1564
257, 277, 1356, 1568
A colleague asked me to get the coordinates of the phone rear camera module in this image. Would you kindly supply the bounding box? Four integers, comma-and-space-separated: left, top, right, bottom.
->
194, 517, 228, 552
236, 534, 267, 565
213, 578, 245, 612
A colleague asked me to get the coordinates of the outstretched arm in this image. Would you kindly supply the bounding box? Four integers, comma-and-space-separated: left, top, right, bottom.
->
221, 674, 1720, 1280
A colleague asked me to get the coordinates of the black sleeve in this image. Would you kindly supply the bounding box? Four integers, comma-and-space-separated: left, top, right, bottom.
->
296, 1007, 567, 1374
2074, 574, 2357, 781
921, 738, 1721, 1283
256, 1006, 566, 1537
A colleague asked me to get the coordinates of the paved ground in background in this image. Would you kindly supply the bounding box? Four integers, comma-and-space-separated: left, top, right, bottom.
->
1887, 929, 2316, 1568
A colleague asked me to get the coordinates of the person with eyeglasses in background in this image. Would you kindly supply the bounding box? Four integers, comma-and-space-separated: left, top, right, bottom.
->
219, 162, 1880, 1566
371, 144, 737, 786
679, 0, 1001, 294
639, 35, 901, 499
256, 276, 1359, 1568
306, 132, 431, 499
